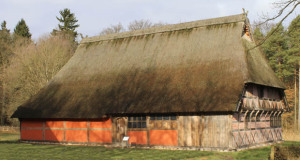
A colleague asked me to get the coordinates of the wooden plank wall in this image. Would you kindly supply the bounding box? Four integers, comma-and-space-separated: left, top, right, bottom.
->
177, 115, 232, 148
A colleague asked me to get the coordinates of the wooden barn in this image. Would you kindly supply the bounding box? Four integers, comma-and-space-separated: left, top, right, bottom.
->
12, 13, 289, 151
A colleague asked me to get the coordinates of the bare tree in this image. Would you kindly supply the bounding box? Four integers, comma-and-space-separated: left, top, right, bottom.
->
128, 19, 153, 31
252, 21, 276, 35
99, 23, 125, 35
152, 22, 168, 27
2, 35, 74, 125
100, 20, 168, 35
128, 20, 168, 31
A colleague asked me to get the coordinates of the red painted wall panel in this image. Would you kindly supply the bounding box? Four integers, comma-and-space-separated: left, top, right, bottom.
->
65, 121, 87, 128
89, 130, 112, 143
21, 129, 43, 140
127, 131, 147, 145
21, 120, 43, 128
65, 130, 87, 142
150, 130, 177, 146
45, 121, 64, 128
45, 129, 64, 141
90, 119, 111, 129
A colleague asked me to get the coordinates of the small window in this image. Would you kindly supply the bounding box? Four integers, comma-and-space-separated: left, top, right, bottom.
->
163, 116, 169, 120
270, 115, 274, 127
128, 116, 146, 128
142, 122, 146, 128
170, 116, 177, 120
150, 115, 177, 121
150, 116, 155, 120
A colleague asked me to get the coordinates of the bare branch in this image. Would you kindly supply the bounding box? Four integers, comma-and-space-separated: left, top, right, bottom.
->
99, 23, 125, 35
250, 1, 300, 50
128, 20, 153, 31
258, 0, 295, 26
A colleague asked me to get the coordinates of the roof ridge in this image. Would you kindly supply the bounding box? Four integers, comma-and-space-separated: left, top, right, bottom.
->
81, 13, 246, 44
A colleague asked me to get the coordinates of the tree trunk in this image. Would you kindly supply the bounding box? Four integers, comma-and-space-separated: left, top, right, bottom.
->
295, 68, 297, 130
0, 68, 3, 126
298, 62, 300, 131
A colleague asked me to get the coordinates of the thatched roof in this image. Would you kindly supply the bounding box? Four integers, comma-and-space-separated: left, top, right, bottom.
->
12, 13, 285, 119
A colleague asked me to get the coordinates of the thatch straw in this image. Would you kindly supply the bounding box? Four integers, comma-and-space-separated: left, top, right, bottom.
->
12, 14, 285, 118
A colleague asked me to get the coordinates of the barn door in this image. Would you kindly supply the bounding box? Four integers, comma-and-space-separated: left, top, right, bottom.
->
112, 117, 127, 144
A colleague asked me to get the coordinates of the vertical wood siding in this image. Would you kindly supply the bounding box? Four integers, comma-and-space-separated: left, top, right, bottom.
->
177, 115, 232, 148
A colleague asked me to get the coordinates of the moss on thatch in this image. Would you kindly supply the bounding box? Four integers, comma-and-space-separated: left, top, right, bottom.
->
12, 14, 285, 119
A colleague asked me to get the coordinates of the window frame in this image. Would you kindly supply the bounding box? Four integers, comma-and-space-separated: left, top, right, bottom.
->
150, 115, 177, 121
128, 116, 147, 129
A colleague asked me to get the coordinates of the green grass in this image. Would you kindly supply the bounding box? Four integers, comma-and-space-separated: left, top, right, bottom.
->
0, 132, 20, 141
0, 132, 299, 160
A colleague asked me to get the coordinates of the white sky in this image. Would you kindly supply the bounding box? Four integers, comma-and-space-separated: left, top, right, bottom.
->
1, 0, 299, 40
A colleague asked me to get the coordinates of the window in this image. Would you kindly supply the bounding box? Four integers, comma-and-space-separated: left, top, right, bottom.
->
128, 116, 146, 128
270, 115, 281, 128
247, 85, 253, 97
258, 86, 264, 99
270, 115, 274, 127
150, 115, 176, 121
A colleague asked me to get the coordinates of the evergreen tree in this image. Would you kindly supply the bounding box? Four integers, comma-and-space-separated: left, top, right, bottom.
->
0, 21, 11, 43
54, 8, 79, 40
287, 15, 300, 59
287, 15, 300, 130
1, 21, 10, 33
253, 27, 264, 45
14, 19, 31, 39
261, 24, 294, 82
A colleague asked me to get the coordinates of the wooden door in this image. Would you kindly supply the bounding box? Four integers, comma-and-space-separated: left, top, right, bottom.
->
112, 117, 127, 143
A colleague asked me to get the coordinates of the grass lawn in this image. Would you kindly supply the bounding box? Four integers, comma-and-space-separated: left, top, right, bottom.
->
0, 132, 298, 160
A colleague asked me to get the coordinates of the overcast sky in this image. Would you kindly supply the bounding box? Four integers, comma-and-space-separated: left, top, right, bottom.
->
1, 0, 299, 40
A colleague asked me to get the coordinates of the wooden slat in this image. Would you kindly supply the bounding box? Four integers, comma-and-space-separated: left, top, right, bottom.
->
195, 116, 200, 146
199, 115, 204, 147
111, 118, 116, 143
177, 116, 183, 146
228, 115, 233, 148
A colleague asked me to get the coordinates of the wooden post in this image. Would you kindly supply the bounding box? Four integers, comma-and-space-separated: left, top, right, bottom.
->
63, 121, 66, 142
270, 145, 275, 160
270, 111, 275, 128
249, 110, 255, 145
244, 110, 249, 129
265, 111, 270, 118
254, 110, 260, 144
146, 116, 150, 146
43, 121, 45, 141
87, 120, 90, 144
19, 120, 21, 140
237, 111, 242, 148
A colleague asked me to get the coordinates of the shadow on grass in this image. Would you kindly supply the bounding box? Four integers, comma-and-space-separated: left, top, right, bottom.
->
0, 140, 20, 144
